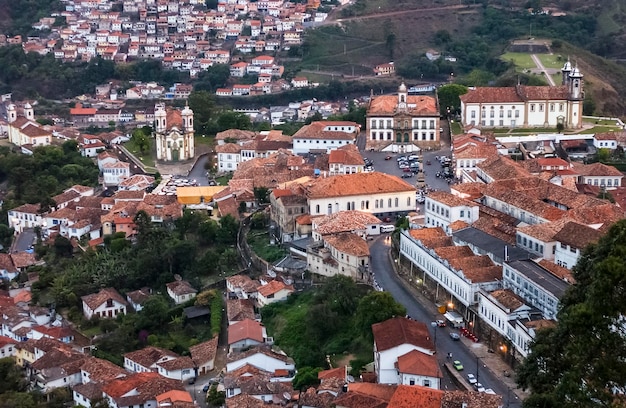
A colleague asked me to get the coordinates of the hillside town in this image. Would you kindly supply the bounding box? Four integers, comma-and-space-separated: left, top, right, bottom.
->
0, 40, 626, 408
1, 0, 341, 97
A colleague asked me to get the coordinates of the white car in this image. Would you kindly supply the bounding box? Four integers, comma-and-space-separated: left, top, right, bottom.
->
408, 154, 419, 161
484, 389, 497, 395
475, 383, 485, 393
466, 374, 477, 385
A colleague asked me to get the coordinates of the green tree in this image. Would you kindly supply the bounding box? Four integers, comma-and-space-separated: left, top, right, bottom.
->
131, 128, 150, 154
188, 90, 216, 135
253, 186, 270, 204
0, 357, 28, 393
54, 235, 73, 258
216, 111, 252, 132
216, 215, 239, 245
207, 385, 225, 407
137, 296, 170, 332
517, 219, 626, 407
292, 366, 322, 390
437, 84, 469, 115
354, 291, 406, 340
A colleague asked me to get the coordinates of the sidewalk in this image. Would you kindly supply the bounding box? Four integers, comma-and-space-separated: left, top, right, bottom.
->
388, 248, 528, 402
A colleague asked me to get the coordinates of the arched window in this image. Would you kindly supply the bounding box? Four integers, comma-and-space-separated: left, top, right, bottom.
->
395, 198, 399, 207
315, 204, 320, 213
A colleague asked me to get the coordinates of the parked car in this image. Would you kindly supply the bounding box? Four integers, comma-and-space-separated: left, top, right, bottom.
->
416, 195, 425, 204
408, 154, 419, 161
397, 156, 407, 162
188, 377, 196, 385
202, 384, 211, 393
485, 389, 497, 395
453, 360, 464, 371
403, 167, 412, 173
435, 320, 446, 327
385, 155, 392, 160
467, 374, 477, 385
401, 173, 412, 178
475, 383, 485, 393
450, 332, 460, 340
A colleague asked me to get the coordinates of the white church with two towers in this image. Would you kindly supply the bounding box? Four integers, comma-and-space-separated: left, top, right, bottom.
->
459, 60, 584, 129
153, 103, 195, 162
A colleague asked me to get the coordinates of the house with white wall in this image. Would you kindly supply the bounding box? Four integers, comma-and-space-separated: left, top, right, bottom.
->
552, 221, 602, 270
400, 228, 502, 309
292, 121, 358, 154
256, 280, 293, 307
124, 346, 195, 381
575, 162, 623, 190
307, 232, 370, 281
396, 349, 442, 389
8, 203, 44, 233
372, 317, 436, 385
424, 191, 479, 232
166, 280, 197, 304
503, 259, 572, 321
305, 172, 416, 219
81, 288, 128, 319
226, 346, 295, 377
228, 318, 267, 352
593, 132, 618, 150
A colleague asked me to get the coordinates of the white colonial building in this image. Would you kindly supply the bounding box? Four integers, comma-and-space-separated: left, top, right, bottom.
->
424, 191, 479, 232
81, 288, 128, 320
154, 103, 195, 161
305, 172, 416, 218
399, 228, 502, 309
291, 121, 359, 154
460, 61, 584, 129
372, 317, 437, 386
365, 83, 440, 152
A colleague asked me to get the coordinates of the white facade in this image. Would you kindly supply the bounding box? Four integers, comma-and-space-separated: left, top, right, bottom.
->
503, 260, 569, 321
154, 103, 195, 162
292, 137, 354, 155
8, 205, 44, 233
579, 174, 622, 189
256, 288, 292, 307
477, 291, 532, 341
307, 242, 369, 281
309, 191, 415, 218
375, 344, 434, 385
424, 195, 479, 231
82, 298, 127, 320
226, 352, 295, 373
554, 241, 581, 270
399, 371, 440, 389
399, 230, 501, 308
102, 161, 130, 186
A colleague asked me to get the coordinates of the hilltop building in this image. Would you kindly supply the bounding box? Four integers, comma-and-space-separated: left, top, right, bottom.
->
460, 61, 584, 129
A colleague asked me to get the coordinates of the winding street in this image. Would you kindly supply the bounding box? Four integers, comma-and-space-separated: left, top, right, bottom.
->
369, 237, 522, 407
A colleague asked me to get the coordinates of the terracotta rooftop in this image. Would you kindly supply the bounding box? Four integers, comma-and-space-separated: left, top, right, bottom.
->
189, 336, 218, 366
166, 280, 197, 296
81, 288, 127, 311
441, 389, 503, 408
228, 318, 265, 345
226, 298, 256, 322
537, 259, 576, 283
328, 143, 364, 166
292, 121, 358, 140
489, 289, 526, 311
395, 349, 441, 378
347, 383, 397, 401
124, 346, 178, 369
575, 161, 624, 177
368, 94, 438, 116
81, 357, 127, 382
317, 365, 347, 380
304, 172, 415, 199
323, 232, 370, 257
313, 210, 381, 235
372, 316, 434, 353
102, 372, 185, 406
387, 384, 443, 408
460, 84, 570, 104
427, 191, 478, 208
257, 280, 294, 297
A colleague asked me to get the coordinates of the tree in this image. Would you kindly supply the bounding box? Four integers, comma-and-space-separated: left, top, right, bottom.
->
517, 219, 626, 407
0, 357, 28, 393
216, 111, 252, 132
253, 186, 269, 204
292, 366, 322, 390
54, 235, 73, 258
437, 84, 469, 116
188, 90, 216, 135
216, 215, 239, 245
137, 296, 170, 332
131, 128, 150, 154
354, 291, 406, 340
206, 385, 226, 407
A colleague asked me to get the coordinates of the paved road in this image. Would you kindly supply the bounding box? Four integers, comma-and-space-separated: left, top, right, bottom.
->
531, 54, 556, 86
187, 154, 210, 186
369, 237, 521, 407
328, 3, 480, 24
12, 229, 36, 252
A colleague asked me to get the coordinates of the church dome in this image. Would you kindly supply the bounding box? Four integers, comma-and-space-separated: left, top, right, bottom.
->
24, 102, 32, 109
182, 105, 192, 115
570, 66, 582, 77
398, 83, 407, 93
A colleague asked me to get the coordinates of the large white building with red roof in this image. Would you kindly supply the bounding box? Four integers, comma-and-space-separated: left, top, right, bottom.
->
7, 103, 52, 148
366, 83, 440, 153
460, 61, 584, 129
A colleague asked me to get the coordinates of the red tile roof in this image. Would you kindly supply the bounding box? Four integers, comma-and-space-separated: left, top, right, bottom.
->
372, 317, 434, 353
396, 349, 441, 378
81, 287, 127, 311
228, 318, 265, 345
304, 172, 415, 199
387, 385, 443, 408
257, 280, 294, 297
